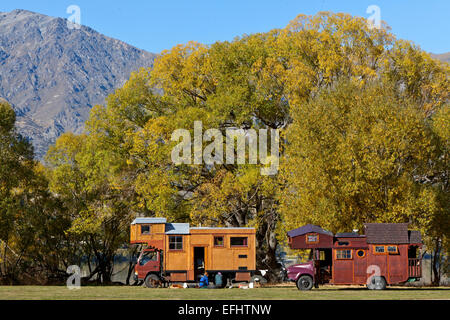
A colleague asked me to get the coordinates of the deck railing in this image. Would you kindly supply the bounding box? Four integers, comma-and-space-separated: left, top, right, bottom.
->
408, 258, 421, 278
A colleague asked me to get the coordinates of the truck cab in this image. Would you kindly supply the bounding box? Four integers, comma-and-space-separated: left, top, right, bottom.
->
286, 260, 315, 290
134, 249, 162, 283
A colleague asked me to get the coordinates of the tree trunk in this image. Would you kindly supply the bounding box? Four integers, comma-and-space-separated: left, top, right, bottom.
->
255, 214, 282, 283
100, 255, 114, 284
126, 245, 139, 285
431, 238, 442, 286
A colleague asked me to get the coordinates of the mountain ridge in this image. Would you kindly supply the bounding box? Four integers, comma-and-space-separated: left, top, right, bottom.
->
0, 9, 156, 159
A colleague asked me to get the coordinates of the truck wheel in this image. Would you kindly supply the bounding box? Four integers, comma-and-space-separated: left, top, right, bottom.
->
367, 276, 386, 290
296, 275, 313, 290
144, 274, 160, 288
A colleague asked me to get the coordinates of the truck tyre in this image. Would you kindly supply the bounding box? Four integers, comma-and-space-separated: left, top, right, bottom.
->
296, 275, 313, 290
144, 274, 160, 288
367, 276, 386, 290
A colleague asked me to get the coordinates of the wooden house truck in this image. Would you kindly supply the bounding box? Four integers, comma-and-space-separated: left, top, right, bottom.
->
130, 217, 257, 287
286, 223, 422, 290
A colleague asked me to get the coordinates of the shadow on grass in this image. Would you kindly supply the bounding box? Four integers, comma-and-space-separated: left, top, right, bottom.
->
262, 284, 450, 291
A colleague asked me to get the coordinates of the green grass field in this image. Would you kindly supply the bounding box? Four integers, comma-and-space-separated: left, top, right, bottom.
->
0, 285, 449, 300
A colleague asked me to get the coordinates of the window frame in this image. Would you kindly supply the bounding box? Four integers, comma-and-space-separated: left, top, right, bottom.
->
230, 237, 248, 247
306, 233, 319, 244
168, 235, 183, 251
335, 249, 352, 260
387, 245, 398, 254
139, 251, 158, 265
140, 224, 151, 235
373, 245, 386, 255
214, 235, 225, 247
356, 249, 366, 258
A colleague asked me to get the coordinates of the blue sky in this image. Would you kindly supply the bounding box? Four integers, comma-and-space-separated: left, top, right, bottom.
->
1, 0, 449, 54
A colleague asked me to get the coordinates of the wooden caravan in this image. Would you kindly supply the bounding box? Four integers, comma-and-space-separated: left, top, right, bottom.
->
131, 218, 256, 286
286, 223, 422, 290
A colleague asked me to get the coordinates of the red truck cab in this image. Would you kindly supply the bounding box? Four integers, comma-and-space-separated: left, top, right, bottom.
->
134, 249, 161, 282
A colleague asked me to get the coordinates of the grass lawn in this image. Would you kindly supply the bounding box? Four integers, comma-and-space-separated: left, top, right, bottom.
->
0, 284, 449, 300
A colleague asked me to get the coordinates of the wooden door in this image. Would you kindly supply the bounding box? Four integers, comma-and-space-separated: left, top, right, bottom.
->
353, 249, 367, 284
333, 249, 354, 284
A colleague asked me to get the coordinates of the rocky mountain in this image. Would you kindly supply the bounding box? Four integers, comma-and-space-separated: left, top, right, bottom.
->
0, 9, 156, 159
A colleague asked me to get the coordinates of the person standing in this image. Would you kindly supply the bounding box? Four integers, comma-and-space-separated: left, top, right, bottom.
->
214, 272, 223, 287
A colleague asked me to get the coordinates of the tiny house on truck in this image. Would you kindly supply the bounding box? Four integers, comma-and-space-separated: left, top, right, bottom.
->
286, 223, 422, 290
130, 217, 256, 287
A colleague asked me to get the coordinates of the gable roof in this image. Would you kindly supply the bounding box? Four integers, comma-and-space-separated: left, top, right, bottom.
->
364, 223, 409, 244
287, 224, 334, 238
408, 230, 422, 244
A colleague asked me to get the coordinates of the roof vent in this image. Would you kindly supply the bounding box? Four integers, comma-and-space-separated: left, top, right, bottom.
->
353, 229, 359, 233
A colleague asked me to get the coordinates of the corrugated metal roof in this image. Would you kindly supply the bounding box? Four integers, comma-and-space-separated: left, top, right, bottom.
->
364, 223, 409, 244
287, 224, 334, 238
165, 223, 190, 234
131, 217, 167, 224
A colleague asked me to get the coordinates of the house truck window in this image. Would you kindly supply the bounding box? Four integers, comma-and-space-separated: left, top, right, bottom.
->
169, 236, 183, 250
141, 225, 150, 234
214, 236, 224, 247
374, 246, 385, 254
230, 237, 248, 247
336, 249, 352, 259
306, 233, 319, 243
